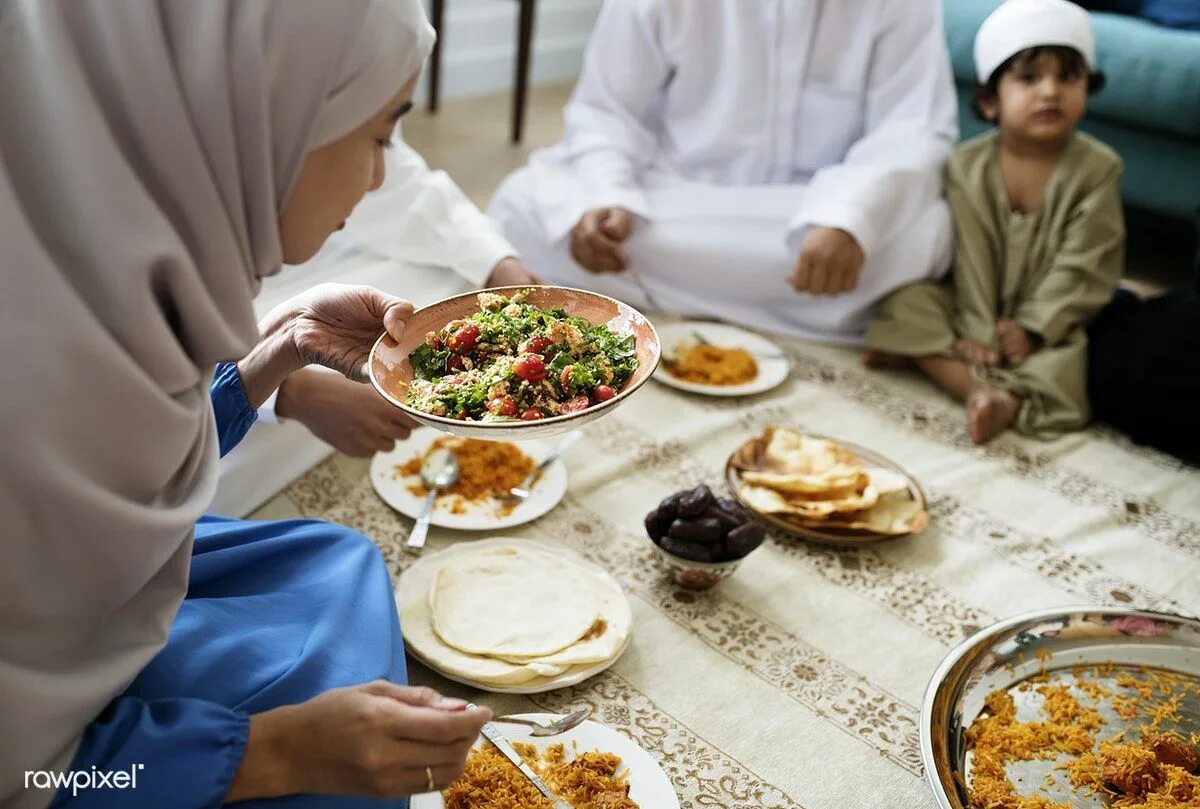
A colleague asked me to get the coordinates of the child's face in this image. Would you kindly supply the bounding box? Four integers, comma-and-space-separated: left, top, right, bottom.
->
982, 51, 1089, 143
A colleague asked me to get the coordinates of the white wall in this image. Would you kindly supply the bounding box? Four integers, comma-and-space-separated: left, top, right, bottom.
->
414, 0, 601, 104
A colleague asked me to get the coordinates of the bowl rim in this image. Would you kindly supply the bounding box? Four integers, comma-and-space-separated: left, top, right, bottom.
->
368, 285, 661, 430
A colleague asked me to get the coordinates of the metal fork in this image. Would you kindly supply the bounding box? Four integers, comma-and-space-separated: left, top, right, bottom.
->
503, 431, 583, 503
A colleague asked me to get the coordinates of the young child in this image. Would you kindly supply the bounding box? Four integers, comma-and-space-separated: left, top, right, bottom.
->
864, 0, 1125, 444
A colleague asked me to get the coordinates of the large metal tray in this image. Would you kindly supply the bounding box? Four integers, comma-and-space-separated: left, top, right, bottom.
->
922, 607, 1200, 809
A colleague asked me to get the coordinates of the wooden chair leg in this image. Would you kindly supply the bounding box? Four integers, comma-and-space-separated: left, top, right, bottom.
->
428, 0, 445, 113
512, 0, 536, 143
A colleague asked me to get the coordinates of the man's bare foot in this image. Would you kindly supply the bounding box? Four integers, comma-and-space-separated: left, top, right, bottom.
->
967, 387, 1020, 445
862, 349, 914, 369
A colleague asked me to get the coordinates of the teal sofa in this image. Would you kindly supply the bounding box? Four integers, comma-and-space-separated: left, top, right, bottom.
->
943, 0, 1200, 222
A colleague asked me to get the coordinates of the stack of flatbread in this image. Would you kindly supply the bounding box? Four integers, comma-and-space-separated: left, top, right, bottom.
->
731, 427, 928, 537
401, 544, 632, 687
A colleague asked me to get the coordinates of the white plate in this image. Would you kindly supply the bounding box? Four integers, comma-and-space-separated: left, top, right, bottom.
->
653, 321, 789, 397
395, 538, 631, 694
370, 429, 568, 531
411, 715, 680, 809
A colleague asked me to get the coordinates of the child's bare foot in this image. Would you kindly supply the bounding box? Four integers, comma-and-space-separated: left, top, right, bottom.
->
862, 349, 913, 369
966, 387, 1020, 445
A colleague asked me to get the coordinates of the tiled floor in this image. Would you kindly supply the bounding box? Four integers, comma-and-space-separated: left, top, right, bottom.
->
403, 83, 1196, 288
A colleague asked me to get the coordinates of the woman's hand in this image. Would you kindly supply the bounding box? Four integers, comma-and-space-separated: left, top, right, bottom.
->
277, 369, 418, 456
237, 283, 412, 408
228, 682, 492, 802
286, 283, 413, 381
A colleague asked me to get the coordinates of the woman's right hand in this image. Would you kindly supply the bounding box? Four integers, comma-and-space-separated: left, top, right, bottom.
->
228, 682, 491, 802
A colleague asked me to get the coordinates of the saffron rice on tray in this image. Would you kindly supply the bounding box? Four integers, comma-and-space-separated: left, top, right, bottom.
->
443, 741, 638, 809
396, 436, 535, 516
964, 666, 1200, 809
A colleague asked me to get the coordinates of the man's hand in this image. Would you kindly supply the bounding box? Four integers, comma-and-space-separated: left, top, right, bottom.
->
569, 207, 633, 273
228, 682, 491, 802
276, 369, 418, 456
954, 338, 1000, 367
996, 319, 1038, 366
486, 257, 541, 288
789, 227, 865, 296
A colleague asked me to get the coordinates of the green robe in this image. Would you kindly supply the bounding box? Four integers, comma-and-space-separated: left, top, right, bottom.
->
866, 131, 1125, 434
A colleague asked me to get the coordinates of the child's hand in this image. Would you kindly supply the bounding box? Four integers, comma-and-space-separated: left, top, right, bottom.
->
954, 338, 1000, 367
996, 320, 1037, 366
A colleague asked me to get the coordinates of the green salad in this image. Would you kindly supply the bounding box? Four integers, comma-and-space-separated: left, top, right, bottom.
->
404, 290, 639, 422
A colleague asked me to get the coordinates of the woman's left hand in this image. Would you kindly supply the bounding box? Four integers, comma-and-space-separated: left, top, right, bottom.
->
286, 283, 414, 381
238, 283, 413, 409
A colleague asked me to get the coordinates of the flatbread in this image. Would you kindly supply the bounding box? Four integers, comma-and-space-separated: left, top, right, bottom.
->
740, 467, 862, 494
430, 545, 604, 658
862, 467, 909, 496
739, 481, 880, 517
761, 428, 858, 475
403, 548, 632, 687
403, 599, 570, 686
786, 492, 929, 536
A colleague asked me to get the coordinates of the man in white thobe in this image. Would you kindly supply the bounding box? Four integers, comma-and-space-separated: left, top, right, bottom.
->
212, 142, 536, 517
488, 0, 959, 342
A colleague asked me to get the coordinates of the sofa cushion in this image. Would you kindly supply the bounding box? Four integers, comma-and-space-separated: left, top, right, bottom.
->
944, 0, 1200, 139
1085, 0, 1200, 30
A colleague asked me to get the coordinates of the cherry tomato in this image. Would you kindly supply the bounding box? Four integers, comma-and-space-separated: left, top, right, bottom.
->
520, 408, 544, 421
446, 324, 480, 354
592, 384, 616, 402
488, 395, 518, 417
513, 353, 547, 383
446, 355, 465, 372
525, 336, 554, 355
562, 395, 590, 413
560, 366, 575, 393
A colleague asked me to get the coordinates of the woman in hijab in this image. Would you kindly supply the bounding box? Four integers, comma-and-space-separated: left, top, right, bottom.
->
0, 2, 491, 807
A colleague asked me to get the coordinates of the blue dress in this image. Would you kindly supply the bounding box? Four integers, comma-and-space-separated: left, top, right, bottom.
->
54, 364, 410, 808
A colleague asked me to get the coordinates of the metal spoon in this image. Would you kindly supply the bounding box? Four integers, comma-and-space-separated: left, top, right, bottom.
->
406, 448, 458, 549
503, 431, 583, 503
493, 706, 593, 737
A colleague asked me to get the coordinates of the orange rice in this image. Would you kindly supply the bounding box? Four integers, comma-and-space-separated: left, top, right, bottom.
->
442, 742, 637, 809
396, 436, 535, 517
666, 343, 757, 386
965, 667, 1199, 809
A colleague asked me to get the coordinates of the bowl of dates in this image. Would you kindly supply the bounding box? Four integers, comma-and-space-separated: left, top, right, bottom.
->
644, 484, 766, 590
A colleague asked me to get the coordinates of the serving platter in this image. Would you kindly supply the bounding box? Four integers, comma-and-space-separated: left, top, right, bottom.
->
725, 432, 927, 545
922, 607, 1200, 809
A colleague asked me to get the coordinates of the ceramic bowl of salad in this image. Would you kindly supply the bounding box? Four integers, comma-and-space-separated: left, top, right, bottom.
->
369, 286, 661, 439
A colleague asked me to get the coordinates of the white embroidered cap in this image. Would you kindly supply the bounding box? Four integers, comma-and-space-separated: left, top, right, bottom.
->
974, 0, 1096, 83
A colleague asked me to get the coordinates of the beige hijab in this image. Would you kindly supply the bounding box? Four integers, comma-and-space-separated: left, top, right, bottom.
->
0, 1, 432, 804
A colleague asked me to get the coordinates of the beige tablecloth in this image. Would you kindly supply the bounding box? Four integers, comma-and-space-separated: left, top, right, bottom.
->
251, 335, 1200, 808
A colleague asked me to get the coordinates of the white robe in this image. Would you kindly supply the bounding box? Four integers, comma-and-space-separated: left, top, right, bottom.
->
488, 0, 959, 342
212, 142, 515, 517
